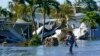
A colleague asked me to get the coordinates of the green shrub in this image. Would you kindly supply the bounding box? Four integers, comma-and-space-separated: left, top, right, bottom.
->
28, 34, 41, 46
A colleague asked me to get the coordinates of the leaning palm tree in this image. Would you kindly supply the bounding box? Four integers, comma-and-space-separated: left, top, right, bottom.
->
8, 0, 42, 46
9, 0, 37, 28
24, 0, 60, 45
35, 0, 60, 39
52, 3, 74, 28
9, 0, 59, 45
10, 0, 38, 33
9, 1, 26, 21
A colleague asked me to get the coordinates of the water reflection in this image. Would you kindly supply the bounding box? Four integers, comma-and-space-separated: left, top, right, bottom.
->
0, 40, 100, 56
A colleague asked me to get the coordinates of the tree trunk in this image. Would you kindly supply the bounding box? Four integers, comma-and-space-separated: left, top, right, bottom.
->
73, 2, 76, 15
32, 11, 37, 35
41, 9, 46, 42
66, 15, 69, 29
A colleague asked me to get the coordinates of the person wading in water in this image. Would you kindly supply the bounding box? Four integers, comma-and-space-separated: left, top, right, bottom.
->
65, 31, 78, 54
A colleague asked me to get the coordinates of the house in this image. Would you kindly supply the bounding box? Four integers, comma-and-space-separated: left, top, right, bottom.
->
68, 13, 100, 39
0, 18, 32, 43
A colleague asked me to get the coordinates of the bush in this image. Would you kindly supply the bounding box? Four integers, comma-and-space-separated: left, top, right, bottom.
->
28, 34, 41, 46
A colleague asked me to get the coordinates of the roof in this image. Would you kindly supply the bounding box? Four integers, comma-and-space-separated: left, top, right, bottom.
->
73, 13, 85, 20
15, 19, 32, 24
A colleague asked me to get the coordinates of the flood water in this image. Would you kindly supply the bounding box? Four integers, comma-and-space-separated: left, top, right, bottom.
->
0, 40, 100, 56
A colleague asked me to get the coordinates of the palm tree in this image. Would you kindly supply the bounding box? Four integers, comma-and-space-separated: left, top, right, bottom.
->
9, 0, 37, 27
35, 0, 60, 40
52, 3, 74, 28
21, 0, 60, 45
9, 1, 25, 21
8, 0, 41, 45
66, 0, 72, 6
8, 0, 59, 45
81, 12, 100, 40
12, 0, 43, 31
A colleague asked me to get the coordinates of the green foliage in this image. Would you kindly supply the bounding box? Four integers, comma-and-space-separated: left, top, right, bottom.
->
37, 0, 60, 16
95, 14, 100, 26
51, 3, 73, 19
81, 11, 100, 28
0, 8, 9, 17
61, 19, 67, 28
66, 0, 72, 6
9, 1, 34, 22
58, 3, 73, 28
59, 3, 73, 18
80, 0, 98, 11
35, 0, 60, 38
28, 34, 41, 46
